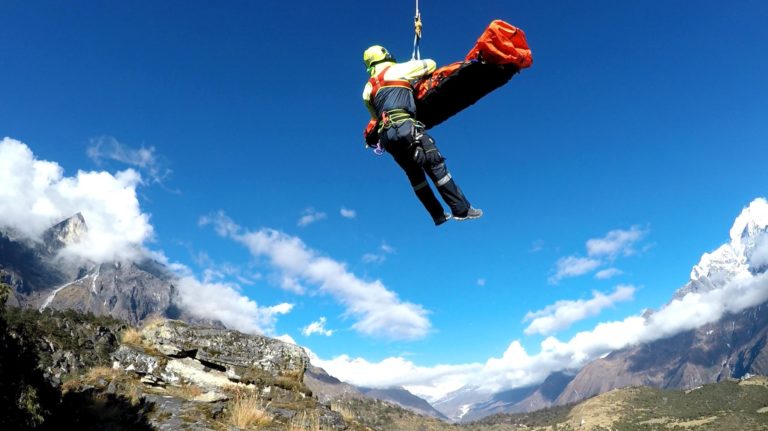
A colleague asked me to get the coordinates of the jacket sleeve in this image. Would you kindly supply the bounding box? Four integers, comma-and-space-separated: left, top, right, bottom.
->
394, 59, 437, 82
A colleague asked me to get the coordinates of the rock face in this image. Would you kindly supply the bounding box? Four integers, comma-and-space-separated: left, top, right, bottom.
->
38, 260, 177, 324
131, 319, 309, 384
40, 212, 88, 256
0, 214, 213, 328
106, 320, 343, 430
1, 306, 349, 430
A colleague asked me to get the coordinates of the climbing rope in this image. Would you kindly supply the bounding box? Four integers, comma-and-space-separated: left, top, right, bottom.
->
411, 0, 422, 60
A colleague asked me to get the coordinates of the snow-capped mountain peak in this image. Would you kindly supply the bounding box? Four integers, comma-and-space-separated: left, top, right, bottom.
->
729, 197, 768, 258
677, 198, 768, 299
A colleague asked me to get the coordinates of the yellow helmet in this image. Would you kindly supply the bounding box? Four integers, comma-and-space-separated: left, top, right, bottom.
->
363, 45, 395, 73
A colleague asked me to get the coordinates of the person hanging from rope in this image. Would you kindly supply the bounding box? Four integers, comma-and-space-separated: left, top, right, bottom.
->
361, 45, 483, 225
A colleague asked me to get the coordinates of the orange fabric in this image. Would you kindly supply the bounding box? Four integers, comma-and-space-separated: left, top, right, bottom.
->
364, 119, 377, 141
414, 62, 463, 100
465, 20, 533, 67
414, 19, 532, 100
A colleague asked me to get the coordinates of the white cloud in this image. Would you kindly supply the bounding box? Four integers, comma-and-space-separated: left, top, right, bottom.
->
297, 208, 327, 227
340, 207, 357, 219
362, 242, 396, 264
550, 226, 649, 283
586, 225, 647, 259
595, 268, 623, 280
308, 349, 482, 402
175, 275, 293, 335
315, 271, 768, 401
0, 137, 153, 263
302, 317, 335, 337
361, 253, 385, 264
523, 285, 636, 335
549, 256, 601, 284
204, 213, 430, 340
529, 240, 545, 253
477, 278, 487, 287
193, 252, 262, 287
87, 136, 170, 184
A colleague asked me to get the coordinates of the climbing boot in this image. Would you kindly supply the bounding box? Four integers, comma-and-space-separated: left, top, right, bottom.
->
454, 207, 483, 221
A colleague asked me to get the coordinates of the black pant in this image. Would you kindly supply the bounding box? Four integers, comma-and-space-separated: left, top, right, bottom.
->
381, 120, 471, 222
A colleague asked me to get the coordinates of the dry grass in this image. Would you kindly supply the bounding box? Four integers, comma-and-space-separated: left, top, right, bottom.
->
140, 314, 167, 329
67, 366, 143, 406
86, 366, 143, 405
124, 379, 143, 406
330, 401, 357, 422
166, 383, 205, 400
227, 389, 272, 429
83, 365, 121, 384
120, 327, 144, 346
288, 410, 321, 431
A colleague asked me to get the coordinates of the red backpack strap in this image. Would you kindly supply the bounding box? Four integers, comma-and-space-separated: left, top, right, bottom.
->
368, 66, 412, 100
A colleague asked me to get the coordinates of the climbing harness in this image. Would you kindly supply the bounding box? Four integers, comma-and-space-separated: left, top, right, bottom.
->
411, 0, 422, 60
367, 66, 411, 101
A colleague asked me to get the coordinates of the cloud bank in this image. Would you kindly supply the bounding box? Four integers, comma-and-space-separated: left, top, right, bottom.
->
523, 285, 636, 335
176, 276, 293, 335
202, 212, 431, 340
0, 137, 153, 262
314, 200, 768, 401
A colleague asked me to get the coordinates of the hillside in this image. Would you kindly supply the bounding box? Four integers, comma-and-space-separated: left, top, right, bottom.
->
2, 282, 767, 430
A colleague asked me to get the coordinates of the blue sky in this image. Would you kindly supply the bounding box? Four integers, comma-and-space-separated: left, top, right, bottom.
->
1, 1, 767, 400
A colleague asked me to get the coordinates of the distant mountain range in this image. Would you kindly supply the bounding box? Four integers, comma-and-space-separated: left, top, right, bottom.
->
435, 198, 768, 421
304, 364, 448, 420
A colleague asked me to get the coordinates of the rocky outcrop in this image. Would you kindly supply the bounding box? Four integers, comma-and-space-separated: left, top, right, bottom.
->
105, 319, 350, 430
117, 319, 309, 388
1, 306, 350, 430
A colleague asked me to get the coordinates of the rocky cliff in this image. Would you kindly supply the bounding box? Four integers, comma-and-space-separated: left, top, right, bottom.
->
0, 299, 354, 430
